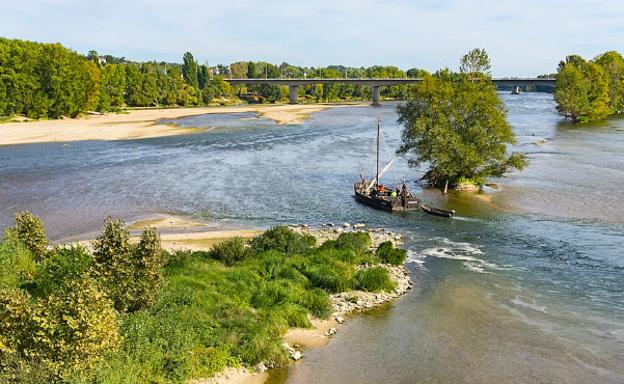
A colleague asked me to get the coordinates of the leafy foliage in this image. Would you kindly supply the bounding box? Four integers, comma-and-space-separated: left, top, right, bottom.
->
33, 245, 92, 297
460, 48, 492, 75
397, 53, 527, 188
5, 211, 48, 261
249, 226, 316, 256
0, 279, 119, 382
555, 54, 610, 122
91, 218, 164, 313
207, 237, 252, 266
0, 234, 36, 290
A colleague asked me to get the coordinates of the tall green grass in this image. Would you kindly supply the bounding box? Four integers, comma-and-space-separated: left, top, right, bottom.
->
2, 223, 406, 384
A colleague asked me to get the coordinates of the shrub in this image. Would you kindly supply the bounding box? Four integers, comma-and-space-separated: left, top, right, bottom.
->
0, 288, 32, 376
0, 235, 36, 290
249, 226, 315, 256
208, 237, 251, 266
294, 287, 332, 318
34, 245, 92, 297
376, 241, 407, 266
251, 280, 293, 308
5, 211, 48, 261
91, 218, 164, 313
333, 232, 372, 254
353, 267, 395, 292
130, 227, 164, 311
314, 246, 361, 264
297, 256, 353, 293
0, 279, 119, 382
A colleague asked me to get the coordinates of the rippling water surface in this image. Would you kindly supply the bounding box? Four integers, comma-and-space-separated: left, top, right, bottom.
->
1, 93, 623, 383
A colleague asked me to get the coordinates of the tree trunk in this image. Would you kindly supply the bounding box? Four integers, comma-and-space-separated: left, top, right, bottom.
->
443, 180, 449, 195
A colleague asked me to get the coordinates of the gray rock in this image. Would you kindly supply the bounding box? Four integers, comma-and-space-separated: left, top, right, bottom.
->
291, 351, 303, 360
335, 315, 345, 324
254, 362, 267, 373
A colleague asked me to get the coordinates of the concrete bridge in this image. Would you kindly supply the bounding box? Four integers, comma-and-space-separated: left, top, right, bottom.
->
225, 78, 555, 105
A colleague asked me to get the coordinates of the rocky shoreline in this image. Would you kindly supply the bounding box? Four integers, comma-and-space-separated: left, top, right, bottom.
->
201, 224, 413, 384
279, 224, 413, 362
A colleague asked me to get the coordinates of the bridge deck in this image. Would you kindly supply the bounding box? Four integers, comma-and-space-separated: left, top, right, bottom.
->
225, 78, 555, 86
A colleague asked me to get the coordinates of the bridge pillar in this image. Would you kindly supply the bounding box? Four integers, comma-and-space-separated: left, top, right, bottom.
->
288, 85, 299, 104
372, 86, 381, 106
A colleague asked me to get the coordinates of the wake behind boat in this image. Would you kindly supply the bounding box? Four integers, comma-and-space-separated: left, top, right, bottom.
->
353, 118, 455, 218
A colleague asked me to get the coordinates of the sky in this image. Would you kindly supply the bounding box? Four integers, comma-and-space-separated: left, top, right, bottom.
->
2, 0, 623, 77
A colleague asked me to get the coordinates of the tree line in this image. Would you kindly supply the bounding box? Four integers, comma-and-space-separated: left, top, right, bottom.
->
0, 38, 233, 119
0, 37, 433, 119
555, 51, 624, 122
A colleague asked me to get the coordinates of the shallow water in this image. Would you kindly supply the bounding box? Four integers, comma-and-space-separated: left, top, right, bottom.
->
1, 94, 623, 383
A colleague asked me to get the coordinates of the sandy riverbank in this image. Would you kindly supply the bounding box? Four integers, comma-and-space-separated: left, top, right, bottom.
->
0, 103, 365, 146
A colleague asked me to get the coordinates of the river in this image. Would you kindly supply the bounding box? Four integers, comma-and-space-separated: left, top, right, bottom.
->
1, 93, 622, 383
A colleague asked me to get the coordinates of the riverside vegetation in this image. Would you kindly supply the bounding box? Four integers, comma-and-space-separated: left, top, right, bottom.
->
0, 37, 427, 120
554, 51, 624, 122
0, 212, 407, 384
396, 49, 528, 191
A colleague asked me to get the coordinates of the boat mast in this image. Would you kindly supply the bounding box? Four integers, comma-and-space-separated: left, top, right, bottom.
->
375, 116, 380, 188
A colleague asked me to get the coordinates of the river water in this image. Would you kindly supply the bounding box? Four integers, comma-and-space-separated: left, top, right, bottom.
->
1, 94, 622, 383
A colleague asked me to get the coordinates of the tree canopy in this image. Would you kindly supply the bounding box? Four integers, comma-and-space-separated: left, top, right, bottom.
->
397, 50, 527, 189
554, 51, 624, 122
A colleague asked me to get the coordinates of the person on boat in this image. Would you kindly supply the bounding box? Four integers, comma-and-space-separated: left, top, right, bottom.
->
391, 189, 398, 198
400, 182, 409, 208
379, 184, 385, 193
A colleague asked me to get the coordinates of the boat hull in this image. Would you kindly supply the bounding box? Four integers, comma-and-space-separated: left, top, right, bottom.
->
354, 190, 421, 212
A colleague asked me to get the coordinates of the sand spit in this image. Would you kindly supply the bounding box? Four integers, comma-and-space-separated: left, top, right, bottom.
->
0, 103, 366, 146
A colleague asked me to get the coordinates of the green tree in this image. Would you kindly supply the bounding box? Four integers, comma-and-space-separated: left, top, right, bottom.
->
397, 69, 527, 190
91, 217, 163, 312
595, 51, 624, 114
181, 52, 199, 90
555, 55, 610, 122
460, 48, 492, 75
97, 64, 125, 111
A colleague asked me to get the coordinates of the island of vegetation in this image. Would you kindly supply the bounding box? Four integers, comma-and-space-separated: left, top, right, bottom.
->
396, 49, 528, 192
0, 212, 410, 384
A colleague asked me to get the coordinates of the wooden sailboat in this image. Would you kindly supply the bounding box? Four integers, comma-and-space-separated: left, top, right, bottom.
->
353, 118, 455, 218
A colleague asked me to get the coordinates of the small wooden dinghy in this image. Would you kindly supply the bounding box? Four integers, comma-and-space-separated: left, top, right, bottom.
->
353, 118, 455, 218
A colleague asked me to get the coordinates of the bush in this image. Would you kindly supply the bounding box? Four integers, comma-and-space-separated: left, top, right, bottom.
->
0, 279, 119, 382
0, 235, 36, 290
5, 211, 48, 261
294, 287, 332, 318
333, 232, 372, 254
0, 288, 32, 376
376, 241, 407, 266
208, 237, 251, 266
249, 226, 315, 256
34, 245, 92, 297
91, 218, 164, 313
297, 256, 353, 293
131, 228, 164, 311
353, 268, 395, 292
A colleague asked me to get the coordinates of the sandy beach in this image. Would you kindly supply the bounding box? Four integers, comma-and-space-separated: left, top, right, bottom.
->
0, 103, 365, 146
